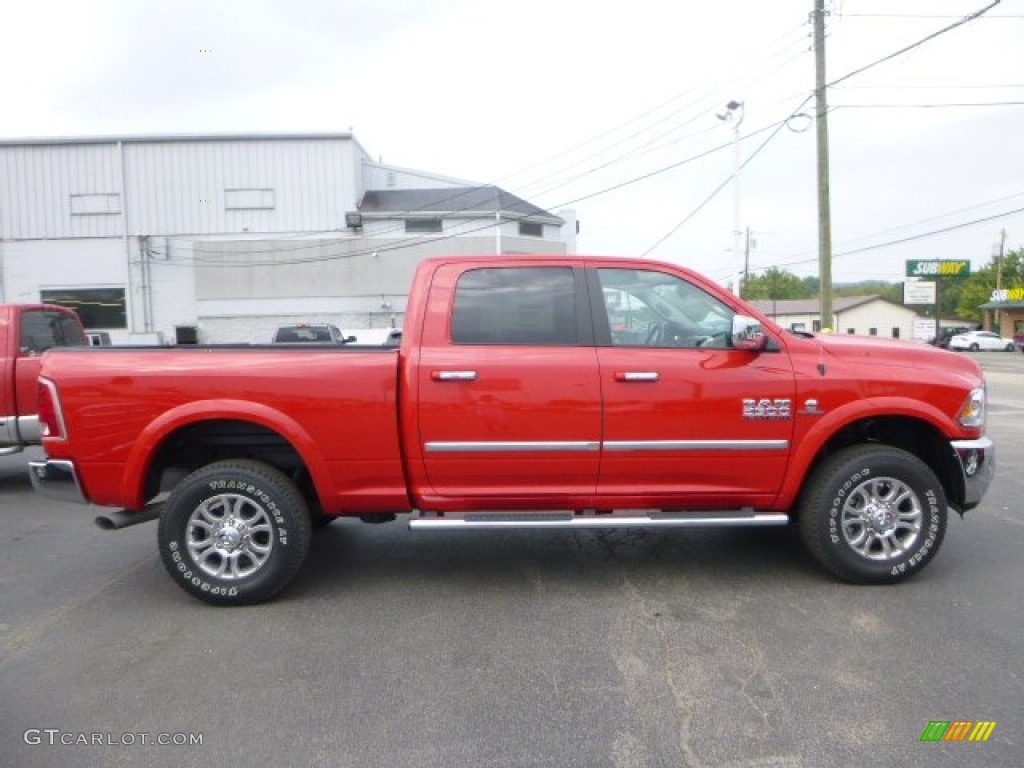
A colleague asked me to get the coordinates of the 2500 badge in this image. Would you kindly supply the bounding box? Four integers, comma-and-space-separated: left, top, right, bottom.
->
743, 398, 792, 420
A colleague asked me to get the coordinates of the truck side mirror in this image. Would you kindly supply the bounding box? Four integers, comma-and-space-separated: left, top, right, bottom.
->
731, 315, 766, 351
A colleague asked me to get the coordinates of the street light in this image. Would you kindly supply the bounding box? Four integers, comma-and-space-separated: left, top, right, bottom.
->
717, 100, 744, 296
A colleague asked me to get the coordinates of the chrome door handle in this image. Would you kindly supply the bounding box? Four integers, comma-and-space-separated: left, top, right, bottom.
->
432, 370, 479, 381
614, 371, 660, 382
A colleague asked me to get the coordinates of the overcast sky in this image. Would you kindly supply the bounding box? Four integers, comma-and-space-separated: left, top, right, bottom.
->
3, 0, 1022, 285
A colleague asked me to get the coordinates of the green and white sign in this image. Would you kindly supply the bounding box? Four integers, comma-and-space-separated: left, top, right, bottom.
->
905, 260, 971, 277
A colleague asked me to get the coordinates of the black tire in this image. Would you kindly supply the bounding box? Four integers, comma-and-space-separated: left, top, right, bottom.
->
969, 343, 979, 351
798, 445, 947, 584
158, 460, 313, 605
1006, 343, 1015, 352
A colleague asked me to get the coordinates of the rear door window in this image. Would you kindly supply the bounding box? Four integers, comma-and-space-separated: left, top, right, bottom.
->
451, 267, 581, 345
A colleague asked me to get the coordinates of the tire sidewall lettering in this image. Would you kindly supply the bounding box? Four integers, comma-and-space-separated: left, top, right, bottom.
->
801, 447, 948, 584
826, 463, 939, 571
890, 488, 942, 576
158, 462, 312, 604
828, 468, 870, 544
200, 483, 289, 545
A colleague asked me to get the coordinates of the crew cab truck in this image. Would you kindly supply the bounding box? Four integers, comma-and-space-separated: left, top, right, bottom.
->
29, 256, 994, 605
1, 304, 87, 455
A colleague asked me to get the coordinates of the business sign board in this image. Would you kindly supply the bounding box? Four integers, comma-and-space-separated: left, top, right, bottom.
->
906, 260, 971, 277
913, 318, 936, 341
904, 281, 936, 305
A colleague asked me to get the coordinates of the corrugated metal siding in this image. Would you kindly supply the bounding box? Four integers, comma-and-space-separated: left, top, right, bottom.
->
1, 144, 124, 239
1, 137, 368, 239
124, 139, 358, 236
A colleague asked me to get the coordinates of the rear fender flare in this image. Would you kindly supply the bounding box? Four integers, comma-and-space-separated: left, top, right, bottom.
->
120, 399, 330, 510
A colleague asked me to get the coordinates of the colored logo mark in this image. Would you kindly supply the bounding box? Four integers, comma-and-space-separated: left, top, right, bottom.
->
920, 721, 997, 742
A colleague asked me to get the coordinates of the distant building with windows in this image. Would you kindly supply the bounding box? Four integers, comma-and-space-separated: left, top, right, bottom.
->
0, 133, 575, 343
748, 295, 924, 340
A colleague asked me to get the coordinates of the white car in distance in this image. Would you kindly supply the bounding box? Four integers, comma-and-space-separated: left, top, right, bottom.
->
948, 330, 1016, 352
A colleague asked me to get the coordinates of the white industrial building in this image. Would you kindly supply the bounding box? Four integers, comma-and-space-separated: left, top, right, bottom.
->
0, 133, 575, 344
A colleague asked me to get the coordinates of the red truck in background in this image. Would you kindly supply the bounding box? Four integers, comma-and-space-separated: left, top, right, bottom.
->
1, 304, 87, 455
29, 256, 995, 605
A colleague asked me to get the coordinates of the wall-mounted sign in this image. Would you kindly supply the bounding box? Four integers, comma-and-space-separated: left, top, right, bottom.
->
905, 260, 971, 277
990, 287, 1024, 303
904, 281, 936, 305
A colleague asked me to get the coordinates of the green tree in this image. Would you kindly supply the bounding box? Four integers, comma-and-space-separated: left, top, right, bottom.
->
742, 268, 813, 300
835, 281, 902, 304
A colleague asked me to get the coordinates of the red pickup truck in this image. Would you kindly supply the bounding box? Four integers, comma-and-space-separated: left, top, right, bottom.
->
29, 256, 994, 605
1, 303, 87, 455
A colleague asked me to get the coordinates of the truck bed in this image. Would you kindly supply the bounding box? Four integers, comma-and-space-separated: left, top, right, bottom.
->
38, 345, 410, 512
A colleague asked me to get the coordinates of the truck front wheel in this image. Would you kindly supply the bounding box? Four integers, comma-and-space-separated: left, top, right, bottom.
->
798, 446, 947, 584
158, 460, 312, 605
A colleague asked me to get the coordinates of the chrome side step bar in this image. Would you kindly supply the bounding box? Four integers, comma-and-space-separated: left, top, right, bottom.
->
409, 508, 789, 530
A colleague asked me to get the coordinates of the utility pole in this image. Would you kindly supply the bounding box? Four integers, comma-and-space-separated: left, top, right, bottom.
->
813, 0, 834, 331
995, 228, 1007, 330
742, 227, 753, 299
717, 100, 745, 295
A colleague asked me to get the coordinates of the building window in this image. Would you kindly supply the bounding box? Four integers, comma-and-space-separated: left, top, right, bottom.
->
790, 322, 806, 332
869, 328, 878, 336
405, 218, 443, 233
225, 188, 275, 210
40, 288, 127, 329
847, 328, 855, 334
452, 267, 578, 345
892, 327, 900, 338
518, 221, 543, 237
70, 193, 121, 215
813, 320, 821, 332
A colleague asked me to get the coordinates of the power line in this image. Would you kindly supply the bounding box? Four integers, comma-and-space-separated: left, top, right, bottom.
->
162, 110, 809, 267
828, 1, 1003, 89
158, 5, 1010, 271
640, 95, 814, 258
725, 205, 1024, 280
841, 13, 1023, 19
834, 101, 1024, 108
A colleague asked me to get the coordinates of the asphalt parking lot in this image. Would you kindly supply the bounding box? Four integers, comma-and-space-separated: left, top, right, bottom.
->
1, 351, 1022, 767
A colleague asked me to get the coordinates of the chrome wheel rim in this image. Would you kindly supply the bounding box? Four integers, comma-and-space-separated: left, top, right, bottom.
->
186, 493, 274, 580
840, 476, 923, 561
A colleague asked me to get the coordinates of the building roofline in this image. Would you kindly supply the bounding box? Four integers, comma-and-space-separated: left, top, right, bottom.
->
362, 159, 475, 187
0, 131, 358, 148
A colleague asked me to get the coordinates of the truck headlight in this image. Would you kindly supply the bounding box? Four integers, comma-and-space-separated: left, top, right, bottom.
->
957, 387, 986, 429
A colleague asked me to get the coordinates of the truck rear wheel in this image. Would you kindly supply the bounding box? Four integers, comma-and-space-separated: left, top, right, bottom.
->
158, 460, 312, 605
798, 445, 947, 584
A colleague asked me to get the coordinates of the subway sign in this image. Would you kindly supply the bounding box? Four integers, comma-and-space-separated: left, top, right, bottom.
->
906, 260, 971, 277
990, 287, 1024, 303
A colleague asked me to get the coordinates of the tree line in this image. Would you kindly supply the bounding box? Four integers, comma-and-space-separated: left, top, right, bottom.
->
740, 247, 1023, 321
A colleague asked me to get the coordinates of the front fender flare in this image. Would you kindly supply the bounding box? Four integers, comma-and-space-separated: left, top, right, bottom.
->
776, 396, 957, 510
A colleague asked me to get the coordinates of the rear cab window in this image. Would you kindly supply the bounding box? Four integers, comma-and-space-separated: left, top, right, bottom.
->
19, 310, 87, 353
